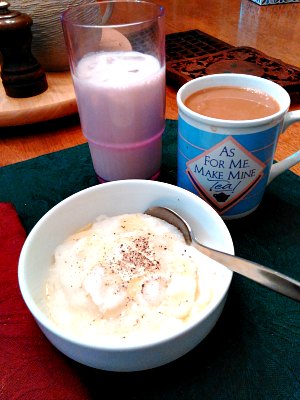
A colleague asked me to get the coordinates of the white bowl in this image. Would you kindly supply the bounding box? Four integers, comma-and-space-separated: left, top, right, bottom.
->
18, 180, 234, 372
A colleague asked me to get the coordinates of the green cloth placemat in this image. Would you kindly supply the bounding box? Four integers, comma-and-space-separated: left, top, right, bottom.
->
1, 119, 299, 399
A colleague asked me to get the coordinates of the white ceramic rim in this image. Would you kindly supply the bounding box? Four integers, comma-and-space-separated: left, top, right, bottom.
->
177, 73, 290, 128
18, 180, 234, 351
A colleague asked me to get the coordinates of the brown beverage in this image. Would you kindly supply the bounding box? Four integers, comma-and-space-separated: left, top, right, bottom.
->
184, 86, 280, 120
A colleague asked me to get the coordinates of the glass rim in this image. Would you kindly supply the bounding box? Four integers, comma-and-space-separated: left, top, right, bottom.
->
61, 0, 165, 29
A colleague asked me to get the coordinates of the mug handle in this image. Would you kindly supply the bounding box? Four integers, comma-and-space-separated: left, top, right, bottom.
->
268, 110, 300, 184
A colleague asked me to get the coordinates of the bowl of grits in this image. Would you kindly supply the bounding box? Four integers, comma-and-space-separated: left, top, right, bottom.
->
18, 180, 234, 372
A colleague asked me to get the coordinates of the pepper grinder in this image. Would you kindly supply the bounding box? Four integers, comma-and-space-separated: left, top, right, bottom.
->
0, 1, 48, 98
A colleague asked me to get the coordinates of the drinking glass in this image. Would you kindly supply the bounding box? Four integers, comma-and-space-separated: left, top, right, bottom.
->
62, 1, 165, 182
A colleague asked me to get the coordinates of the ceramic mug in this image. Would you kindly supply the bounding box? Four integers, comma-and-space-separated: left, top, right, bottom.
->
177, 73, 300, 219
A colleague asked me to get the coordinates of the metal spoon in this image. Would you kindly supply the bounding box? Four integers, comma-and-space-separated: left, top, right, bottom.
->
145, 206, 300, 302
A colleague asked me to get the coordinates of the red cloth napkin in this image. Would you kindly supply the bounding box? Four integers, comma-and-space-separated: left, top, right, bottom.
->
0, 203, 89, 400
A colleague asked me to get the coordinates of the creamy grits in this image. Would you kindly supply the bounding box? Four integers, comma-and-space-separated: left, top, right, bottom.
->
45, 213, 226, 344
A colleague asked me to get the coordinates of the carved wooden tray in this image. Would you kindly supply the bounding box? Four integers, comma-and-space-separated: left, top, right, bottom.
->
166, 30, 300, 98
167, 47, 300, 91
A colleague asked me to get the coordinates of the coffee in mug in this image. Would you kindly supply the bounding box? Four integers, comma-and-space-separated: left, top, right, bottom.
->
184, 86, 280, 120
177, 74, 300, 219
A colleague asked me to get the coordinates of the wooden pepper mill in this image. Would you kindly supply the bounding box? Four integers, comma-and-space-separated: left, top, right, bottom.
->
0, 1, 48, 98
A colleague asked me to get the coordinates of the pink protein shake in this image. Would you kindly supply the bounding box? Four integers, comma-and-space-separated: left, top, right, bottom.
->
73, 51, 165, 182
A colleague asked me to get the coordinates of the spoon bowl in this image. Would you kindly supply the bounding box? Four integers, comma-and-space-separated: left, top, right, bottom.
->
145, 206, 300, 302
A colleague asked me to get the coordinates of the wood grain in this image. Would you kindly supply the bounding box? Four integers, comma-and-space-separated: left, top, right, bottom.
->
0, 72, 77, 127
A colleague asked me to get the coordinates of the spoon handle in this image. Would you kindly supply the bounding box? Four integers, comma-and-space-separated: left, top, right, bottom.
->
192, 239, 300, 302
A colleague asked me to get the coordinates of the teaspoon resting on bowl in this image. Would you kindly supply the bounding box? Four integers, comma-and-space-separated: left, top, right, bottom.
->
145, 206, 300, 302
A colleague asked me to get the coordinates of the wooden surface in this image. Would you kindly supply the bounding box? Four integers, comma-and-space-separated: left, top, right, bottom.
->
0, 0, 299, 175
0, 72, 77, 127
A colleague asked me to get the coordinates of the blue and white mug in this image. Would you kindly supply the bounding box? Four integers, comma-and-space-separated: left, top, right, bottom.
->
177, 73, 300, 219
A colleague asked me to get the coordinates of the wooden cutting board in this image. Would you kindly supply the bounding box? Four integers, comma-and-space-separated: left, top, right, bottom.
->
0, 71, 78, 127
